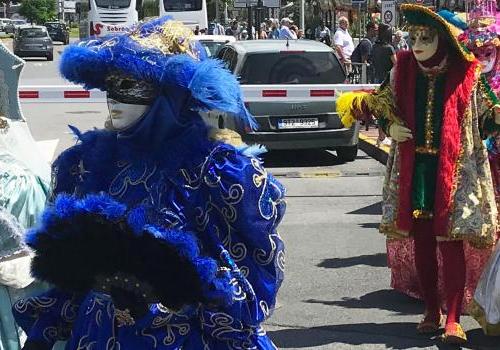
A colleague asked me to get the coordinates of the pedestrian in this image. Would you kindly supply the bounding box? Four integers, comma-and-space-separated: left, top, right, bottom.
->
290, 24, 299, 38
209, 20, 225, 35
278, 17, 297, 40
194, 24, 200, 35
337, 6, 499, 344
258, 22, 267, 39
333, 16, 355, 71
350, 21, 378, 82
0, 42, 51, 350
459, 19, 500, 336
225, 19, 239, 39
393, 29, 409, 51
268, 18, 280, 39
13, 17, 286, 349
371, 23, 396, 83
315, 20, 331, 46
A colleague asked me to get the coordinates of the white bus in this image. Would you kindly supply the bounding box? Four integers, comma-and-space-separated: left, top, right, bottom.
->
77, 0, 139, 39
159, 0, 208, 31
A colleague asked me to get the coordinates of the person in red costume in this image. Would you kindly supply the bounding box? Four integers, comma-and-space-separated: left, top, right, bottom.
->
336, 5, 499, 344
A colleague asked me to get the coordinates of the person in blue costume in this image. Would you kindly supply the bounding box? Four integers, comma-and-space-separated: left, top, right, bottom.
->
0, 42, 51, 350
13, 17, 286, 350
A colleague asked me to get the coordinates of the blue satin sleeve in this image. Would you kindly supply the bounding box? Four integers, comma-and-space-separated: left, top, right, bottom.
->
196, 145, 286, 347
12, 289, 79, 347
0, 151, 49, 229
48, 142, 83, 201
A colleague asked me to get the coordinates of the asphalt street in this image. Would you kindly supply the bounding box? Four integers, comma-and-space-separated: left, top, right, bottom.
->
13, 42, 500, 350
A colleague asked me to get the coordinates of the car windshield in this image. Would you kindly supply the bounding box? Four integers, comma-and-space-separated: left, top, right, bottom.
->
239, 51, 345, 84
20, 28, 47, 38
95, 0, 131, 8
163, 0, 202, 11
14, 20, 26, 25
200, 41, 226, 57
45, 23, 63, 30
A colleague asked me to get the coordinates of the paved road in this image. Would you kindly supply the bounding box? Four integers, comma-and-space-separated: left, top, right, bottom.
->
1, 37, 74, 85
20, 102, 500, 350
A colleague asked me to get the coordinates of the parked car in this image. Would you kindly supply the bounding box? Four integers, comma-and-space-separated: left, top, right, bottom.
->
13, 25, 54, 61
5, 19, 27, 34
210, 40, 359, 161
0, 18, 11, 32
197, 35, 235, 57
44, 22, 69, 44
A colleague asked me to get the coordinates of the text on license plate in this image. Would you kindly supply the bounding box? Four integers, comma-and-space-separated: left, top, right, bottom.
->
278, 118, 319, 129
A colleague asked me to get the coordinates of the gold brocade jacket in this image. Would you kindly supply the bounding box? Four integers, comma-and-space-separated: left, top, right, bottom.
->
378, 71, 498, 247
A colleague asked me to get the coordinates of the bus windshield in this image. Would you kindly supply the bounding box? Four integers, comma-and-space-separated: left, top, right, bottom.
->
163, 0, 202, 11
95, 0, 132, 8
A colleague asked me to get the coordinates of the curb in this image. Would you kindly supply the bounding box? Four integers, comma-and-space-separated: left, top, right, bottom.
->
358, 133, 389, 165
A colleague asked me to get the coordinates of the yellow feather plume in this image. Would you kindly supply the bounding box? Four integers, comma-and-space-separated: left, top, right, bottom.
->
336, 87, 400, 128
336, 91, 370, 128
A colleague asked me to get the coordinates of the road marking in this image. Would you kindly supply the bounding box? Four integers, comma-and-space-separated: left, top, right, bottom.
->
36, 139, 59, 162
273, 170, 385, 178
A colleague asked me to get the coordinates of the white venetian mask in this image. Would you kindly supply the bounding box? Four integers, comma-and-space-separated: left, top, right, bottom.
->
475, 45, 497, 73
409, 26, 439, 62
105, 98, 149, 131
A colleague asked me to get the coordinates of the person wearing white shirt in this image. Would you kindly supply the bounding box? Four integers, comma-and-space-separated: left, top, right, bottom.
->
334, 16, 354, 64
278, 18, 297, 40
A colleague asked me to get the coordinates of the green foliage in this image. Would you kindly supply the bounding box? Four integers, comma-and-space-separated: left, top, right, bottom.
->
19, 0, 57, 24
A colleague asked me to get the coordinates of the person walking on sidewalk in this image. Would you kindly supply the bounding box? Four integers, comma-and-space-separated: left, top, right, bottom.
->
336, 5, 499, 345
334, 17, 355, 72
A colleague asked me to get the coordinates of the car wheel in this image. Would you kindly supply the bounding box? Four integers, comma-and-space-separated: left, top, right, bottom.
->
336, 145, 358, 162
47, 52, 54, 61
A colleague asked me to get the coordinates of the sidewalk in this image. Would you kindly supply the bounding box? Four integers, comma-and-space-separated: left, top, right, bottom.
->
358, 125, 391, 164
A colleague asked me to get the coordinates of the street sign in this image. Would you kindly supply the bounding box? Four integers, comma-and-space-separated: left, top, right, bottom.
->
381, 0, 396, 27
234, 0, 258, 7
263, 0, 280, 7
233, 0, 247, 8
351, 0, 366, 4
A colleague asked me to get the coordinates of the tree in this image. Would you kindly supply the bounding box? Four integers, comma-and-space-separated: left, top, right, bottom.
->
19, 0, 57, 24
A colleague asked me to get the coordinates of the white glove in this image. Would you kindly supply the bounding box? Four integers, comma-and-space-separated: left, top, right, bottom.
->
389, 123, 413, 142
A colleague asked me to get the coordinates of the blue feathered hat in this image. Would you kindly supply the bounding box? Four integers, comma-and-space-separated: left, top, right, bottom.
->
60, 16, 256, 129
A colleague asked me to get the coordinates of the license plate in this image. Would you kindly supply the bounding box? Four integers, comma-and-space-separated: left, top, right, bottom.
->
278, 118, 319, 129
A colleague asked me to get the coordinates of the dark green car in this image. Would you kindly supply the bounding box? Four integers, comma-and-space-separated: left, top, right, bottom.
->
44, 22, 70, 45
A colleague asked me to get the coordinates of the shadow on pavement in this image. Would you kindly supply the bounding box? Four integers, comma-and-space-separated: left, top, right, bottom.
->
317, 253, 387, 268
268, 322, 498, 349
359, 222, 381, 229
304, 289, 422, 315
347, 201, 383, 215
262, 149, 345, 168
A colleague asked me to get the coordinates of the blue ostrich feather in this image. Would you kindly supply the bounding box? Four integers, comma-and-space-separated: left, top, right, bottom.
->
58, 16, 255, 129
438, 10, 468, 30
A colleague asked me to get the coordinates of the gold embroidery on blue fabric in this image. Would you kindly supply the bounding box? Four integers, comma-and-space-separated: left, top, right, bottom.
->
13, 297, 57, 313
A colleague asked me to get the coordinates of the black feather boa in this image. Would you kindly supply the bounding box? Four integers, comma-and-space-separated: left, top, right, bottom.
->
26, 193, 234, 311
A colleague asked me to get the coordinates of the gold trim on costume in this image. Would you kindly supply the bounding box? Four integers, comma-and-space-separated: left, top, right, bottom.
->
130, 20, 195, 57
412, 209, 433, 219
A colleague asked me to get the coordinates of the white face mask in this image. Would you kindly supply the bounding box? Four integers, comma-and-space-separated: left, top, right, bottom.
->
476, 46, 497, 73
410, 27, 439, 62
105, 98, 149, 131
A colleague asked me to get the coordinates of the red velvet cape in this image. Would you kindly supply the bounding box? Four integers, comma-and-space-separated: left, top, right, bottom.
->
393, 50, 479, 236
